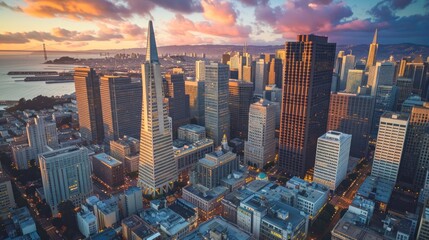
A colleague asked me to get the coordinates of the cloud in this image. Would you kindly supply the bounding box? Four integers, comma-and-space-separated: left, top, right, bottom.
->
0, 1, 22, 11
147, 0, 202, 13
201, 0, 238, 24
168, 14, 251, 40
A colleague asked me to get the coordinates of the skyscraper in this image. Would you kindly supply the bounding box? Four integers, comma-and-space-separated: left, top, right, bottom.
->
138, 21, 177, 196
100, 76, 142, 142
254, 59, 268, 95
205, 62, 230, 146
244, 99, 276, 169
39, 146, 93, 214
74, 67, 104, 143
278, 35, 336, 177
345, 69, 364, 93
366, 29, 378, 69
268, 58, 283, 88
313, 131, 351, 191
195, 60, 205, 81
228, 80, 253, 139
327, 92, 375, 158
164, 73, 190, 138
402, 56, 429, 100
371, 112, 408, 184
26, 116, 58, 154
398, 103, 429, 189
372, 85, 398, 135
368, 61, 396, 96
185, 79, 205, 125
339, 53, 356, 91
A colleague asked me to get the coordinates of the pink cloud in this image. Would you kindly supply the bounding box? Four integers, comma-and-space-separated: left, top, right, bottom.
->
201, 0, 237, 25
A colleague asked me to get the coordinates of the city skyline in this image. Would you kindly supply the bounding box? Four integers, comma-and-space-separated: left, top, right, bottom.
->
0, 0, 428, 51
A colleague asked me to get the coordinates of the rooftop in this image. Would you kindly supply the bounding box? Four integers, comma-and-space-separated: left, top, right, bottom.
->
40, 145, 83, 159
321, 131, 352, 142
184, 184, 228, 201
198, 150, 236, 167
332, 211, 383, 240
381, 111, 409, 122
357, 176, 394, 204
178, 124, 206, 133
93, 153, 122, 167
141, 207, 189, 236
173, 138, 213, 157
124, 186, 142, 195
262, 201, 307, 230
183, 216, 251, 240
96, 197, 118, 215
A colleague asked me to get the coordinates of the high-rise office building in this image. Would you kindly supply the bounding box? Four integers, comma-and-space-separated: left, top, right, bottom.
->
0, 167, 15, 220
228, 80, 253, 139
313, 131, 351, 191
185, 80, 205, 125
244, 99, 276, 169
372, 85, 398, 135
399, 103, 429, 189
418, 200, 429, 240
371, 112, 408, 184
278, 35, 336, 177
368, 61, 396, 96
402, 56, 429, 100
138, 21, 177, 196
339, 54, 356, 91
268, 58, 283, 88
396, 77, 414, 110
242, 65, 252, 83
100, 76, 142, 142
195, 60, 205, 81
74, 67, 104, 143
254, 59, 268, 95
345, 69, 364, 93
334, 50, 345, 76
26, 116, 58, 154
205, 62, 230, 146
416, 128, 429, 190
39, 146, 93, 214
327, 92, 375, 158
366, 29, 378, 69
164, 73, 190, 138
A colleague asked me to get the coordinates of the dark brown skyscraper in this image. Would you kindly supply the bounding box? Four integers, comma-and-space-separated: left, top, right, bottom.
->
278, 35, 336, 177
398, 103, 429, 189
74, 67, 104, 143
327, 92, 375, 158
164, 73, 191, 139
228, 80, 254, 139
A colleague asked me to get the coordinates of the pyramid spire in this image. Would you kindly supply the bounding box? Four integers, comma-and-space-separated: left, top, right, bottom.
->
146, 20, 159, 63
372, 28, 378, 44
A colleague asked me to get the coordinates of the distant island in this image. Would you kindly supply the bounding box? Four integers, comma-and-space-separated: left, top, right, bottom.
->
45, 56, 80, 64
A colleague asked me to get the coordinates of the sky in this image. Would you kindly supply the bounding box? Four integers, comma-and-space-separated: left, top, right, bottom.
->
0, 0, 428, 51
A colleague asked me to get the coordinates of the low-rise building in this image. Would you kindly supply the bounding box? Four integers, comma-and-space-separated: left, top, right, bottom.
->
77, 205, 98, 238
178, 124, 206, 142
182, 184, 228, 221
11, 144, 35, 170
183, 216, 251, 240
331, 211, 384, 240
168, 198, 198, 230
140, 207, 189, 239
119, 186, 143, 218
357, 176, 394, 212
121, 215, 160, 240
347, 196, 375, 225
93, 196, 120, 231
92, 153, 124, 188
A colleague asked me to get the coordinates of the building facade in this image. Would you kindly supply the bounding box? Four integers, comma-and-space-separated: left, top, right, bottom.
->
205, 62, 230, 146
228, 80, 253, 139
371, 112, 409, 184
313, 131, 351, 191
138, 21, 177, 196
39, 146, 93, 214
100, 76, 142, 142
278, 34, 336, 177
74, 67, 104, 143
244, 99, 276, 169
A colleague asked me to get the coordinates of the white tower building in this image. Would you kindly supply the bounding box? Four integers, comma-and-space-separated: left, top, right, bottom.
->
244, 99, 276, 169
371, 112, 409, 184
313, 131, 351, 191
138, 21, 177, 196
